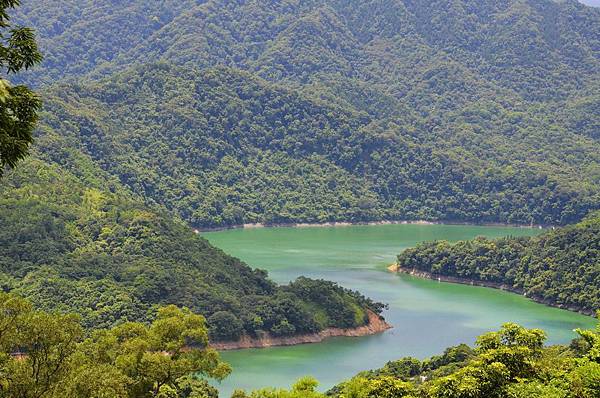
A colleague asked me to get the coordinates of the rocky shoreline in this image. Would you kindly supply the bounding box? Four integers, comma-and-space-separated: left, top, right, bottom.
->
210, 310, 392, 351
197, 219, 544, 233
389, 265, 594, 317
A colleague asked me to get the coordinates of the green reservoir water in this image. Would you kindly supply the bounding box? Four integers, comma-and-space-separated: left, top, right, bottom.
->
203, 224, 596, 395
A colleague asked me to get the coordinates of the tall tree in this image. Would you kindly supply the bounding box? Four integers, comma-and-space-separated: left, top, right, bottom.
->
0, 0, 41, 176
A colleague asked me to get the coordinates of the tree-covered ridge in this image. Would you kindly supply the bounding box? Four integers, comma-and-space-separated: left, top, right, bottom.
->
0, 153, 384, 341
14, 0, 600, 99
396, 212, 600, 315
34, 63, 600, 228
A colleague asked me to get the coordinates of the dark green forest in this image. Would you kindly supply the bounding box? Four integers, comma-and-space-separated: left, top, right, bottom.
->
9, 0, 600, 227
0, 155, 384, 341
396, 212, 600, 315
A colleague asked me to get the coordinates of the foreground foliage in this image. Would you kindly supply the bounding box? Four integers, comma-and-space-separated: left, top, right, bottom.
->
3, 293, 599, 398
0, 0, 41, 176
396, 212, 600, 314
0, 293, 229, 398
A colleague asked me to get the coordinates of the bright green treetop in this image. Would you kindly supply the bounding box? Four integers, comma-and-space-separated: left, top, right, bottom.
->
0, 293, 230, 398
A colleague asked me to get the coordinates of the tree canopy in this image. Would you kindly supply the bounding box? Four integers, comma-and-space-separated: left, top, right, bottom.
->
0, 0, 41, 176
0, 292, 230, 398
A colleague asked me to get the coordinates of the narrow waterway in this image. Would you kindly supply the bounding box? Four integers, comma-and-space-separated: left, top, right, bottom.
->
203, 224, 596, 396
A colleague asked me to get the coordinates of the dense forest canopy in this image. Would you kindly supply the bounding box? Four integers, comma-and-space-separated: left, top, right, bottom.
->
396, 212, 600, 315
6, 0, 600, 227
0, 153, 385, 341
0, 293, 231, 398
4, 295, 599, 398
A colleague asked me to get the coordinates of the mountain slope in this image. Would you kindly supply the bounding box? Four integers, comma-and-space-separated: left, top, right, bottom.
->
0, 145, 385, 340
16, 0, 600, 99
35, 63, 600, 227
11, 0, 600, 227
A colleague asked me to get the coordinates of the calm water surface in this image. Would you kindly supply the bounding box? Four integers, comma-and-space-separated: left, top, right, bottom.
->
203, 224, 595, 396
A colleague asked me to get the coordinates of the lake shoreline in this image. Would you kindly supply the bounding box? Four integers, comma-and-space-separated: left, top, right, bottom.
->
390, 265, 594, 317
210, 310, 392, 351
197, 219, 546, 233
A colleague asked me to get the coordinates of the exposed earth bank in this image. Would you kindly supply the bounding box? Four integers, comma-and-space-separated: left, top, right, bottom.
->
210, 310, 392, 351
197, 219, 544, 233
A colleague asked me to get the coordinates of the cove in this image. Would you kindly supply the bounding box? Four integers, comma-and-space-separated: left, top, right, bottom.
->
202, 224, 596, 396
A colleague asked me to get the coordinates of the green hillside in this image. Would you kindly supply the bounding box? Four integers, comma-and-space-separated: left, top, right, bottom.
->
11, 0, 600, 227
396, 212, 600, 314
34, 62, 600, 228
0, 151, 384, 340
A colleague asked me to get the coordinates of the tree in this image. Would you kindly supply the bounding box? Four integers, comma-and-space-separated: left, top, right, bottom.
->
339, 376, 416, 398
238, 377, 326, 398
0, 293, 83, 398
0, 0, 42, 176
207, 311, 244, 342
0, 294, 231, 398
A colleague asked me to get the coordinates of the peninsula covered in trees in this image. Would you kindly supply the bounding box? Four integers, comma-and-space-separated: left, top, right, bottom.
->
395, 212, 600, 315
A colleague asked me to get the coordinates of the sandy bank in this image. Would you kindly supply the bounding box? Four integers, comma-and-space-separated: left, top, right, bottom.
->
210, 310, 392, 351
198, 219, 544, 232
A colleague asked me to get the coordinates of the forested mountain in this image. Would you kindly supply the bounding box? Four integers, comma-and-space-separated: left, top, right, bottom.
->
0, 151, 384, 341
11, 0, 600, 227
396, 212, 600, 314
31, 61, 600, 227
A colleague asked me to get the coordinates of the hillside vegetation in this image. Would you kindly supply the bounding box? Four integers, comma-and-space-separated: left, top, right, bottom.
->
396, 212, 600, 315
10, 0, 600, 227
0, 151, 384, 341
34, 62, 600, 228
